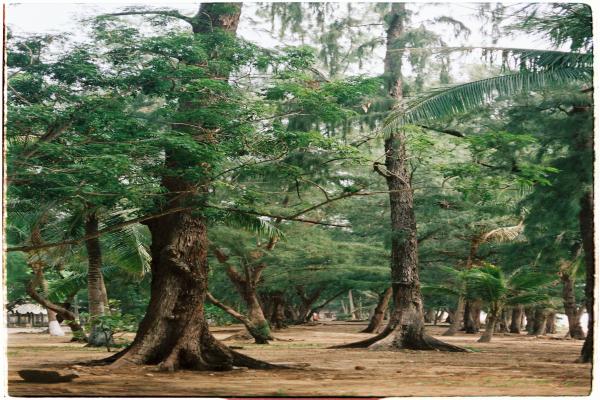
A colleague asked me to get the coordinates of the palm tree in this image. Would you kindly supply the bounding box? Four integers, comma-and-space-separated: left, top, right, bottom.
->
465, 263, 554, 342
381, 3, 593, 361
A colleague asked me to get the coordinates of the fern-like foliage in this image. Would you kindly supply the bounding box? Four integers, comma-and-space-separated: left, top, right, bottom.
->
382, 49, 592, 135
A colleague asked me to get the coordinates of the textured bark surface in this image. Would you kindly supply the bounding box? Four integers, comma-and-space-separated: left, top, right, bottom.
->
332, 3, 465, 352
443, 296, 464, 336
269, 291, 287, 330
578, 191, 594, 363
85, 214, 111, 347
561, 273, 586, 339
530, 308, 547, 336
104, 3, 274, 371
510, 306, 523, 334
478, 304, 500, 343
361, 287, 392, 333
545, 312, 557, 334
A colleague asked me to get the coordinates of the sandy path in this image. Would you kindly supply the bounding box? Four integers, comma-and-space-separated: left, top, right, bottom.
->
7, 322, 592, 396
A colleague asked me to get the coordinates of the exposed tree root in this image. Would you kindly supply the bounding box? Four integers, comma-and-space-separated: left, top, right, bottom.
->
330, 326, 469, 352
329, 326, 394, 349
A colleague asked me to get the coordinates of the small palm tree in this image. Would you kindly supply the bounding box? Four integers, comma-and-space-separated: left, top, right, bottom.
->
465, 263, 555, 342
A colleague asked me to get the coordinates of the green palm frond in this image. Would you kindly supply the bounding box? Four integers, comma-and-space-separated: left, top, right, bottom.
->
383, 64, 592, 135
48, 264, 120, 303
465, 266, 507, 302
421, 284, 461, 298
221, 211, 284, 240
506, 292, 549, 306
101, 224, 151, 277
508, 268, 556, 292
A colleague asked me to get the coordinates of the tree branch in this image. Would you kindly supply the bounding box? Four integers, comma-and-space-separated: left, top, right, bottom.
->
102, 10, 193, 25
418, 124, 465, 138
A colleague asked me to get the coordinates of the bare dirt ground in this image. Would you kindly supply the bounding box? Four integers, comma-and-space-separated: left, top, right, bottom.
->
7, 322, 592, 397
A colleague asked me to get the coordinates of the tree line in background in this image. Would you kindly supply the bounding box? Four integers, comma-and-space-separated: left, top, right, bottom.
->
5, 2, 593, 370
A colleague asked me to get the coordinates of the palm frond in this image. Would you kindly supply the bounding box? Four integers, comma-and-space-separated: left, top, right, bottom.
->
383, 66, 592, 134
101, 224, 151, 277
506, 292, 549, 306
421, 284, 460, 298
47, 265, 120, 303
481, 222, 524, 243
221, 211, 284, 240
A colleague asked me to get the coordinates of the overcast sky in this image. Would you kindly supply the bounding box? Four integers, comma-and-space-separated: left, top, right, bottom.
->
5, 1, 562, 80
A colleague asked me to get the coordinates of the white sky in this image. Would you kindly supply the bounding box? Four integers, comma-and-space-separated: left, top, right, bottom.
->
5, 1, 562, 81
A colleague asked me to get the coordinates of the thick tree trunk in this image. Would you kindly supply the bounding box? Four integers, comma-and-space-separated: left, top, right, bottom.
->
561, 273, 586, 339
530, 308, 547, 336
478, 304, 500, 343
510, 305, 523, 334
463, 300, 477, 333
269, 291, 287, 330
110, 212, 272, 370
424, 308, 436, 323
496, 309, 510, 333
361, 287, 392, 333
85, 213, 112, 347
443, 296, 464, 336
105, 3, 275, 371
348, 290, 358, 320
332, 3, 465, 353
295, 286, 324, 323
524, 306, 535, 333
578, 190, 594, 363
545, 312, 557, 334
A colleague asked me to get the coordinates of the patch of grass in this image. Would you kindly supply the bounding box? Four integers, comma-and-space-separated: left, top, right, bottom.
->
463, 346, 482, 352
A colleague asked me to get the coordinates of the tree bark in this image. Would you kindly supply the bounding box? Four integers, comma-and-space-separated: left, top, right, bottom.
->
332, 3, 466, 352
295, 285, 324, 323
478, 303, 500, 343
443, 296, 464, 336
105, 3, 275, 371
545, 312, 557, 334
561, 272, 586, 339
578, 190, 594, 362
530, 308, 547, 336
348, 290, 357, 320
509, 305, 523, 334
85, 213, 112, 347
269, 291, 287, 330
361, 287, 392, 333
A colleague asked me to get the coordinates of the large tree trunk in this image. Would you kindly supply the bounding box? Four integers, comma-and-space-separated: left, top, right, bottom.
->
269, 291, 287, 330
106, 3, 273, 371
510, 305, 523, 334
561, 272, 586, 339
530, 308, 547, 336
478, 303, 500, 343
85, 213, 111, 347
443, 296, 464, 336
332, 3, 465, 352
361, 287, 392, 333
295, 285, 324, 323
578, 190, 594, 362
348, 290, 358, 320
545, 312, 557, 334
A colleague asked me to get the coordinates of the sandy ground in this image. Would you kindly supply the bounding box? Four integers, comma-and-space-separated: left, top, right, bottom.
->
6, 322, 592, 397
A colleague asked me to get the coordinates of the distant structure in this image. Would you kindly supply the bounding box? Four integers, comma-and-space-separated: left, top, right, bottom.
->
7, 302, 48, 328
318, 308, 337, 321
